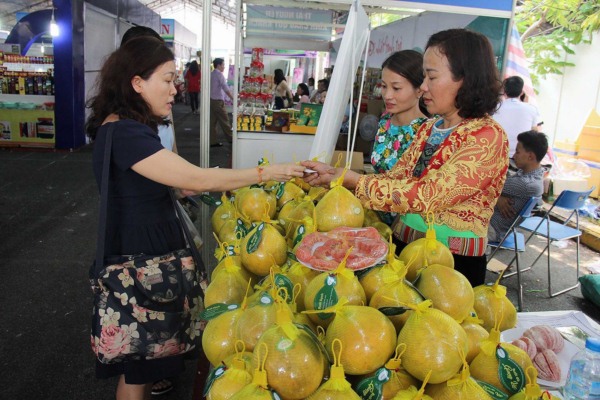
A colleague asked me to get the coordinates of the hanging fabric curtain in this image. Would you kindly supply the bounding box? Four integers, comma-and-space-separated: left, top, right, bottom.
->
309, 0, 370, 165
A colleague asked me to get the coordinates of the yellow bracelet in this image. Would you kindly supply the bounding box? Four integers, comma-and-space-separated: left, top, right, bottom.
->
256, 166, 264, 183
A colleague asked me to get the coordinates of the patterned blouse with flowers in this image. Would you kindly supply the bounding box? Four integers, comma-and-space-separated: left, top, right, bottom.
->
371, 113, 428, 174
356, 116, 509, 238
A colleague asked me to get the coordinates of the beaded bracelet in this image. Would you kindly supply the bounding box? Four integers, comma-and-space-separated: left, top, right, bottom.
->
256, 166, 264, 183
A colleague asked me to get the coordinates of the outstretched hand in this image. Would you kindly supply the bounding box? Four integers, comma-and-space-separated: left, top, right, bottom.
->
300, 160, 340, 188
267, 163, 307, 182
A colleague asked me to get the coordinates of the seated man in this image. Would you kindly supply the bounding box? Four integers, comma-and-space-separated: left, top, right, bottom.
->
488, 130, 549, 243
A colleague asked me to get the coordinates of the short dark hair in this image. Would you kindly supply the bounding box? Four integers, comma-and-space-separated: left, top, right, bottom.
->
318, 79, 329, 90
213, 58, 224, 69
425, 28, 501, 118
504, 76, 524, 98
517, 130, 548, 162
381, 49, 424, 90
86, 36, 175, 139
120, 25, 163, 46
308, 77, 315, 85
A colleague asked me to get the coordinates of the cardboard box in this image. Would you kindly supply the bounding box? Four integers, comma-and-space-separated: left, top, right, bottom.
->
330, 150, 364, 171
576, 110, 600, 162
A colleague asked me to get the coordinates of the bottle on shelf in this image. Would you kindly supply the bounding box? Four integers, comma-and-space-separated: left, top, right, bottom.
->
562, 337, 600, 400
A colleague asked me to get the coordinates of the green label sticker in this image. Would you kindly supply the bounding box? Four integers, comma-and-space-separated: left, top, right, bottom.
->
246, 222, 264, 253
199, 194, 220, 206
274, 274, 294, 303
200, 303, 239, 321
313, 275, 338, 320
496, 345, 525, 394
293, 224, 306, 247
275, 183, 284, 200
203, 365, 227, 396
235, 218, 248, 238
474, 379, 509, 400
259, 292, 274, 306
271, 390, 282, 400
378, 307, 410, 316
276, 337, 294, 351
355, 367, 390, 400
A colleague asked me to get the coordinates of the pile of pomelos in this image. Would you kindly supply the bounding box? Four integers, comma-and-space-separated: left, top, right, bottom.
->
200, 172, 542, 400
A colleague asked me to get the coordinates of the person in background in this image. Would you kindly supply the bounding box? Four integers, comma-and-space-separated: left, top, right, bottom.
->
488, 130, 548, 243
87, 37, 305, 400
302, 28, 507, 287
310, 78, 329, 103
308, 77, 316, 99
185, 60, 201, 115
493, 76, 541, 159
273, 68, 294, 110
294, 83, 311, 110
210, 58, 234, 147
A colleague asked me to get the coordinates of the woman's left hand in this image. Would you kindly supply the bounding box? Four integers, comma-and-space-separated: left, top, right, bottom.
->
300, 160, 340, 187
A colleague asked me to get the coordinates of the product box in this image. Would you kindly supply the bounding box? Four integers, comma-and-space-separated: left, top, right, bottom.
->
330, 150, 364, 172
576, 110, 600, 162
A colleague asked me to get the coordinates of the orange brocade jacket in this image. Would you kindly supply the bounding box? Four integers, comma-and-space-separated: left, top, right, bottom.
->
355, 116, 509, 238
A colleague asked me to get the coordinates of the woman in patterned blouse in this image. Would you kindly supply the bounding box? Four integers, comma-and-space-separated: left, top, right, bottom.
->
303, 29, 508, 286
371, 50, 429, 225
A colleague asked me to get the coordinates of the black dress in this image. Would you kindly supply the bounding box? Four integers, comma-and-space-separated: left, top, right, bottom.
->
92, 119, 187, 384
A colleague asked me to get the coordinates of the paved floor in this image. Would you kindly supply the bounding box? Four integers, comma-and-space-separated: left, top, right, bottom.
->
0, 102, 598, 399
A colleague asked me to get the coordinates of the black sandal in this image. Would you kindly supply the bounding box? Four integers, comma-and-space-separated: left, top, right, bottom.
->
151, 379, 173, 396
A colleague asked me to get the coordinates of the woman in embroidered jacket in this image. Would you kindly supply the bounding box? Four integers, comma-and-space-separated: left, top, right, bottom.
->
302, 28, 508, 286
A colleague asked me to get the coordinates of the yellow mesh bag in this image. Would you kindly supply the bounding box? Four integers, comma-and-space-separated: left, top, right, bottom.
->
396, 300, 468, 384
229, 343, 280, 400
211, 192, 236, 234
235, 186, 277, 222
359, 238, 401, 303
236, 281, 293, 351
355, 344, 418, 399
205, 341, 253, 400
205, 244, 254, 307
241, 220, 288, 276
281, 262, 319, 312
305, 339, 362, 399
390, 371, 434, 400
461, 311, 489, 363
473, 274, 517, 332
425, 353, 493, 399
303, 251, 366, 327
276, 181, 305, 209
252, 297, 328, 399
415, 263, 474, 323
398, 214, 454, 282
286, 195, 316, 242
369, 258, 423, 333
470, 318, 533, 396
508, 367, 561, 400
314, 299, 396, 375
315, 169, 365, 232
202, 281, 253, 366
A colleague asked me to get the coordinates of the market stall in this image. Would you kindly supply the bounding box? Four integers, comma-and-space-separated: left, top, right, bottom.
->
231, 0, 515, 168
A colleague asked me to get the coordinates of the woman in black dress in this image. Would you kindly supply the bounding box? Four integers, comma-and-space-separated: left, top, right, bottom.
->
86, 37, 305, 400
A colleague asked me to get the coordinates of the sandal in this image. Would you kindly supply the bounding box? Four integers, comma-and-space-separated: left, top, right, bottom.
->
151, 379, 173, 396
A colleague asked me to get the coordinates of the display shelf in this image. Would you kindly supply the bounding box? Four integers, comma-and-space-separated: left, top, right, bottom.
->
234, 130, 315, 168
2, 62, 54, 73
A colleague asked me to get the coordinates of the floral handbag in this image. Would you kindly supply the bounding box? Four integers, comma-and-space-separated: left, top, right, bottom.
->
90, 125, 206, 364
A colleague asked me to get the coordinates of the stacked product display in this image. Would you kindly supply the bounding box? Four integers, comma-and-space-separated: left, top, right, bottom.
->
0, 49, 56, 147
236, 48, 271, 132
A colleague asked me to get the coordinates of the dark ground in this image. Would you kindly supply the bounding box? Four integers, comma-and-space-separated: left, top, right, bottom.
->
0, 102, 598, 399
